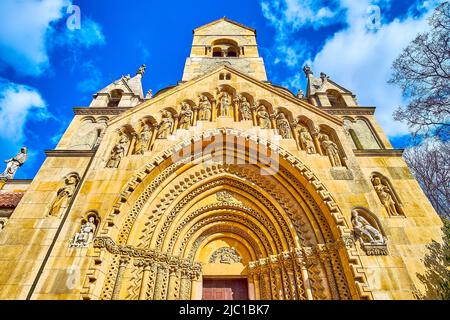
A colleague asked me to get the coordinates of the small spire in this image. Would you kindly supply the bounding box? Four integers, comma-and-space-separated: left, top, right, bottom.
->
145, 89, 153, 99
303, 65, 312, 77
136, 64, 146, 77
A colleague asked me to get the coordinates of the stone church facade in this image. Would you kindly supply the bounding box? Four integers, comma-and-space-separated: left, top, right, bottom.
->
0, 18, 444, 300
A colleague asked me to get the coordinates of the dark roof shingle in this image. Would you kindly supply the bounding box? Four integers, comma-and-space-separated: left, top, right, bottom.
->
0, 192, 24, 208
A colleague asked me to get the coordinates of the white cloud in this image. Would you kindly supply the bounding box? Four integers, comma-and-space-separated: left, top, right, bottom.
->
0, 0, 105, 77
261, 0, 440, 137
0, 78, 50, 143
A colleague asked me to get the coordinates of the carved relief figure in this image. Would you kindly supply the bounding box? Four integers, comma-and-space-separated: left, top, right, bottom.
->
320, 134, 342, 167
275, 112, 292, 139
178, 103, 193, 129
239, 96, 252, 121
257, 106, 271, 129
106, 136, 129, 168
372, 177, 401, 216
198, 95, 211, 121
209, 247, 242, 264
49, 174, 80, 217
70, 215, 97, 248
299, 127, 316, 154
219, 92, 232, 117
0, 147, 27, 180
157, 111, 174, 139
138, 124, 152, 154
351, 210, 385, 245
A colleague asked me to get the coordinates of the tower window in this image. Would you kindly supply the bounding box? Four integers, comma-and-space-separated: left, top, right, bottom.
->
213, 48, 223, 57
108, 89, 124, 107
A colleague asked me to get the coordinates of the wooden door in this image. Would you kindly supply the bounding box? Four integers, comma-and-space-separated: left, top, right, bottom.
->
202, 279, 249, 300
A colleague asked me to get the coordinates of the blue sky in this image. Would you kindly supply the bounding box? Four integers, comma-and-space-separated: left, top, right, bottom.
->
0, 0, 440, 178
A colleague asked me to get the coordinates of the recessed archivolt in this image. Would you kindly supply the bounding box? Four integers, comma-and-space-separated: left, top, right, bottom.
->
85, 129, 373, 300
161, 201, 290, 254
148, 179, 296, 253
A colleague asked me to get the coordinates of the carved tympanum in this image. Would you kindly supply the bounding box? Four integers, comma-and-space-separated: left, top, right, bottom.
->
209, 247, 242, 264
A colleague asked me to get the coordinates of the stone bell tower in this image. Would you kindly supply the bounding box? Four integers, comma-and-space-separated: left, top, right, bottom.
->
182, 17, 268, 82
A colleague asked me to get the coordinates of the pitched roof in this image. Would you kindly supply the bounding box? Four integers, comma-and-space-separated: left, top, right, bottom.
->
0, 192, 24, 208
193, 17, 256, 34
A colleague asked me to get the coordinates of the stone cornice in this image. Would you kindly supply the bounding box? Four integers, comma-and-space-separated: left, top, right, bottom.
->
353, 149, 404, 157
323, 107, 376, 115
45, 150, 96, 157
73, 107, 132, 115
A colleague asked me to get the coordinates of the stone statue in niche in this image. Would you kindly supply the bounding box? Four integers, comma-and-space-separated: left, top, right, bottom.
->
157, 111, 174, 139
49, 174, 80, 217
298, 127, 316, 154
70, 215, 97, 248
275, 112, 292, 139
239, 96, 252, 121
198, 95, 211, 121
209, 247, 242, 264
257, 106, 271, 129
138, 124, 152, 154
320, 134, 342, 167
106, 135, 129, 168
219, 91, 232, 117
178, 103, 193, 129
372, 177, 401, 216
0, 147, 27, 180
351, 210, 385, 245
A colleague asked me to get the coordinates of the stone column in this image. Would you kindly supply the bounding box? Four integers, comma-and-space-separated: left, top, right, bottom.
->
211, 98, 218, 121
282, 257, 298, 300
134, 259, 153, 300
180, 270, 192, 300
112, 256, 130, 300
311, 128, 323, 155
171, 115, 179, 135
294, 248, 314, 300
233, 96, 240, 122
167, 262, 182, 300
149, 126, 158, 151
192, 107, 199, 127
251, 104, 258, 127
127, 133, 137, 156
270, 114, 277, 130
248, 262, 260, 300
153, 262, 169, 300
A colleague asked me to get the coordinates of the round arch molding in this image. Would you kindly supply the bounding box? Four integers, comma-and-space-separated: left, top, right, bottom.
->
82, 129, 373, 300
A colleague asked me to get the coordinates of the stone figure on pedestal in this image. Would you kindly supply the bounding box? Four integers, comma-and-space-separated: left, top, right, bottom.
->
299, 127, 316, 154
351, 210, 385, 245
320, 134, 342, 167
49, 174, 80, 217
71, 216, 97, 248
198, 95, 212, 121
219, 92, 232, 117
138, 124, 152, 154
106, 136, 129, 168
275, 112, 292, 139
372, 177, 400, 216
0, 147, 27, 180
179, 103, 193, 129
157, 111, 174, 139
257, 106, 271, 129
239, 96, 252, 121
